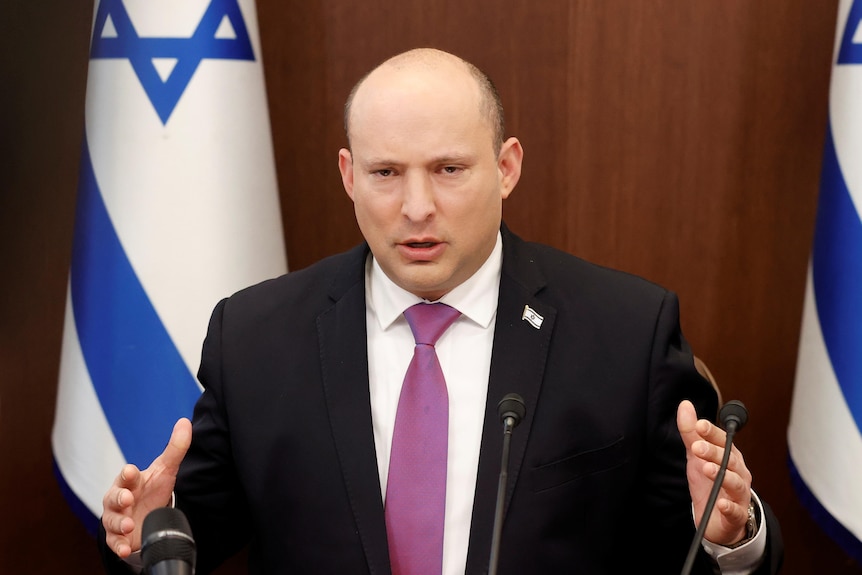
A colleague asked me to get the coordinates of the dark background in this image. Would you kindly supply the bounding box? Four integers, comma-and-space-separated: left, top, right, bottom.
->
2, 0, 857, 573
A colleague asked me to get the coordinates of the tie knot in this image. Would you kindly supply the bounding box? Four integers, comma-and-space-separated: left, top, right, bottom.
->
403, 303, 461, 346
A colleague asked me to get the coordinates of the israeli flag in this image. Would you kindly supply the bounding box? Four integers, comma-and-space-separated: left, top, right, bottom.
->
52, 0, 286, 532
787, 0, 862, 562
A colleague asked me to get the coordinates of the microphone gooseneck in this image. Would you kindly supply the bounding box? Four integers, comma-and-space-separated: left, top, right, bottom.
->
142, 507, 196, 575
488, 393, 526, 575
680, 400, 750, 575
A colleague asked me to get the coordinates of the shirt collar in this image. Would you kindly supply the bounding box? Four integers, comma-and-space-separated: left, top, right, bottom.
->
367, 231, 503, 331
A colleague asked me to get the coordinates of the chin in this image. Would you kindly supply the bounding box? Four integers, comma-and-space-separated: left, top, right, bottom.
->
404, 280, 448, 301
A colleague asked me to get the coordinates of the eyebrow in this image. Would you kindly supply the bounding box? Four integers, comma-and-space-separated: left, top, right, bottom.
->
359, 153, 475, 168
430, 154, 474, 165
358, 157, 399, 168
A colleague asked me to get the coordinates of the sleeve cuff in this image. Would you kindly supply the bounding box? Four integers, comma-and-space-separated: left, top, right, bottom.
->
700, 490, 767, 574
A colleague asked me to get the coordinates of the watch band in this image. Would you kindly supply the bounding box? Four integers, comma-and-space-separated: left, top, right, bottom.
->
726, 500, 758, 549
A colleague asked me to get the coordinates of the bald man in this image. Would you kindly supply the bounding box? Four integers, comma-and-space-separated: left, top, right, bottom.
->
100, 49, 782, 574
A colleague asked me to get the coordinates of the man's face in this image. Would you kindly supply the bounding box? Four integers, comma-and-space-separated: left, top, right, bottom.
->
339, 60, 522, 301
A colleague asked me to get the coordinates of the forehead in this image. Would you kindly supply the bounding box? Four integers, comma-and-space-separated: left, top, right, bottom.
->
348, 61, 491, 150
349, 60, 482, 124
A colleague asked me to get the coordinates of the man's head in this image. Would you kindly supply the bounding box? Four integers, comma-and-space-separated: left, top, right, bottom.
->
338, 48, 523, 300
344, 50, 506, 155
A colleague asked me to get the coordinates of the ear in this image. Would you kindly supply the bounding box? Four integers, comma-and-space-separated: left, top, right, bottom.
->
338, 148, 355, 200
497, 137, 523, 200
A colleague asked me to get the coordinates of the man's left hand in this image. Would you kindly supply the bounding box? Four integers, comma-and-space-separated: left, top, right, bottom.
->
677, 399, 752, 546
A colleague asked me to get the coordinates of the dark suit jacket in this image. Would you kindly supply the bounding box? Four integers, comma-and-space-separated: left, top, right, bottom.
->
101, 224, 782, 574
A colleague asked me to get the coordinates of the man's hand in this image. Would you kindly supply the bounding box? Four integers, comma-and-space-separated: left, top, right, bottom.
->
101, 418, 192, 558
677, 400, 752, 546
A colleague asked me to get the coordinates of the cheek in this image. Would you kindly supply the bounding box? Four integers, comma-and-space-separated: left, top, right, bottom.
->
353, 195, 393, 237
461, 187, 502, 225
352, 190, 375, 218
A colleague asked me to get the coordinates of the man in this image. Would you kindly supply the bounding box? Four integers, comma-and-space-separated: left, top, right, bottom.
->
101, 48, 782, 573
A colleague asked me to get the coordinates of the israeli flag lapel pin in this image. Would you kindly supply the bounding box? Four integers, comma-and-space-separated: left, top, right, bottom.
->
522, 304, 544, 329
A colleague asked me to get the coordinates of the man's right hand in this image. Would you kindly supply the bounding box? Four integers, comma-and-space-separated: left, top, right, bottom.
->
101, 418, 192, 558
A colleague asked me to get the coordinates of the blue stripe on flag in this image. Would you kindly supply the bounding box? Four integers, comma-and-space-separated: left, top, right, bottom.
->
53, 458, 99, 536
789, 456, 862, 563
811, 123, 862, 435
70, 136, 201, 468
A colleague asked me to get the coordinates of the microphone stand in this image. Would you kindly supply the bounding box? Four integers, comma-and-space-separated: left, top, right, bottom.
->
488, 394, 525, 575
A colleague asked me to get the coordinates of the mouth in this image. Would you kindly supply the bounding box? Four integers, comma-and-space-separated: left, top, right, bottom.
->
397, 239, 446, 261
404, 241, 438, 248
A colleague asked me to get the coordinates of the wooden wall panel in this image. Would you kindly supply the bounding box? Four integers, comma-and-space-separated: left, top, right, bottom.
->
2, 0, 857, 573
0, 0, 98, 571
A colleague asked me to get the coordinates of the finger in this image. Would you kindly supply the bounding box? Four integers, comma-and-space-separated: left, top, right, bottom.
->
118, 464, 141, 488
692, 439, 751, 481
702, 497, 749, 546
103, 478, 136, 513
717, 497, 749, 526
700, 462, 750, 499
153, 418, 193, 474
721, 444, 751, 483
103, 510, 135, 537
107, 533, 132, 559
116, 487, 132, 510
692, 439, 737, 470
694, 417, 728, 448
691, 438, 726, 466
115, 543, 131, 558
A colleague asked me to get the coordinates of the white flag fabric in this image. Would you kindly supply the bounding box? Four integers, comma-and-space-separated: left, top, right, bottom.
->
787, 0, 862, 562
52, 0, 286, 532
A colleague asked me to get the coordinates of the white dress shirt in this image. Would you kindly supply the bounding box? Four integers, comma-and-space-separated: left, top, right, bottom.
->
366, 233, 502, 575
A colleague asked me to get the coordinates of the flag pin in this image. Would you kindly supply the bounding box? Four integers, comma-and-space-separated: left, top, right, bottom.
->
522, 305, 544, 329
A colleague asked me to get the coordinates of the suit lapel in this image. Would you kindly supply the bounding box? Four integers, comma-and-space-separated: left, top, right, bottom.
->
317, 244, 392, 575
465, 227, 556, 574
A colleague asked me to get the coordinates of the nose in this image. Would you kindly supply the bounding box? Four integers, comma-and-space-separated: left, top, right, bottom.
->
401, 172, 436, 222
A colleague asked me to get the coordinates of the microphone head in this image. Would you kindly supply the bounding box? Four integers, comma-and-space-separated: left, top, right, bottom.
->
719, 399, 749, 432
141, 507, 196, 572
497, 393, 526, 427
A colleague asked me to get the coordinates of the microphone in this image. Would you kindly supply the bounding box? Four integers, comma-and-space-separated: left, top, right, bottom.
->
680, 400, 749, 575
719, 400, 748, 433
488, 393, 526, 575
141, 507, 196, 575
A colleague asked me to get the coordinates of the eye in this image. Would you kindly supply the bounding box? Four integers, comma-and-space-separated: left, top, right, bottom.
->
374, 168, 394, 177
441, 166, 462, 175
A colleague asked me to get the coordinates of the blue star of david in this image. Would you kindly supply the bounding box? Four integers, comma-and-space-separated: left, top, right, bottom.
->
838, 0, 862, 65
90, 0, 256, 124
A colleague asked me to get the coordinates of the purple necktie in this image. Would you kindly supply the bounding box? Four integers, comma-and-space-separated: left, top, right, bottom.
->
385, 302, 461, 575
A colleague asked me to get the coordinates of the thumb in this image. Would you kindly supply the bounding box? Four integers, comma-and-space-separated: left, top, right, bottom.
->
155, 418, 192, 474
676, 400, 699, 449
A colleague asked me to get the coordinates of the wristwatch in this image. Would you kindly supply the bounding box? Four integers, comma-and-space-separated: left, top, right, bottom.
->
726, 500, 759, 549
